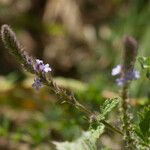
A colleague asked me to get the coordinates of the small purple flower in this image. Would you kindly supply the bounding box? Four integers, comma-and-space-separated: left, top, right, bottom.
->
125, 70, 140, 81
43, 64, 51, 73
32, 77, 43, 90
112, 65, 122, 76
34, 59, 52, 73
116, 78, 125, 86
133, 70, 140, 79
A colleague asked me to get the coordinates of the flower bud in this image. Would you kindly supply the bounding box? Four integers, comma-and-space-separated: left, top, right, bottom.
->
122, 36, 138, 80
1, 24, 34, 73
1, 24, 23, 61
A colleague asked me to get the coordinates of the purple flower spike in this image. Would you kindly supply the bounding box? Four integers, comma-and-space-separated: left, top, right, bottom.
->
32, 77, 43, 90
34, 59, 52, 73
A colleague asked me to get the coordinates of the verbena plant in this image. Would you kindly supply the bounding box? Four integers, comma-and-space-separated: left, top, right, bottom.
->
1, 24, 149, 150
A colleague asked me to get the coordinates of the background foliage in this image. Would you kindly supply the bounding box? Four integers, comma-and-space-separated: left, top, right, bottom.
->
0, 0, 149, 149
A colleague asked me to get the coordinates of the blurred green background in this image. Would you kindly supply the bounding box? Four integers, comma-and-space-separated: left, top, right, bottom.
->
0, 0, 149, 149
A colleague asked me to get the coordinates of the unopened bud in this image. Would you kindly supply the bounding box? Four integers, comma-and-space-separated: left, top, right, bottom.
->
1, 24, 34, 73
122, 36, 138, 79
1, 24, 23, 61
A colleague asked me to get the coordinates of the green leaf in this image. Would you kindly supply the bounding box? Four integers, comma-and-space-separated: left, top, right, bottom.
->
146, 69, 150, 79
138, 56, 150, 79
100, 97, 120, 118
135, 106, 150, 145
139, 106, 150, 137
53, 123, 104, 150
138, 56, 150, 69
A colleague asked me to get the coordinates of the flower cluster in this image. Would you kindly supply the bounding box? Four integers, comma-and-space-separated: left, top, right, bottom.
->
32, 59, 52, 90
112, 65, 140, 86
34, 59, 52, 73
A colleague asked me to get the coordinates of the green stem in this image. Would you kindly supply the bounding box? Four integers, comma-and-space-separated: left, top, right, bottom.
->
102, 120, 123, 135
75, 101, 93, 116
121, 84, 134, 149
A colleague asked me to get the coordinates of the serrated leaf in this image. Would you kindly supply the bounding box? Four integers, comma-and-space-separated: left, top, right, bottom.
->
53, 123, 104, 150
135, 106, 150, 145
100, 97, 120, 117
139, 106, 150, 137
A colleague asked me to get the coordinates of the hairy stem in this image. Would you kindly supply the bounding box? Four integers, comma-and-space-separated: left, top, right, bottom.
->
120, 36, 138, 149
121, 84, 134, 149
